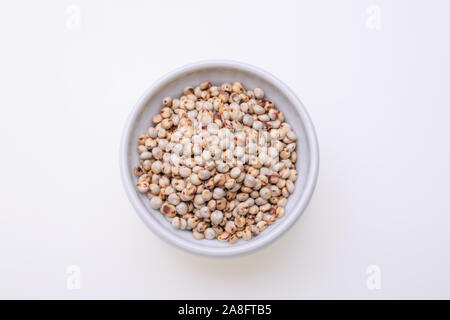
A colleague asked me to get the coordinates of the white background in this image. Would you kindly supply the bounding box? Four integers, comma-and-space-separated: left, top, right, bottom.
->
1, 0, 449, 299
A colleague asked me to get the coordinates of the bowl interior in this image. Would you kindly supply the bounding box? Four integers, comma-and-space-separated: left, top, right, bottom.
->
121, 62, 317, 256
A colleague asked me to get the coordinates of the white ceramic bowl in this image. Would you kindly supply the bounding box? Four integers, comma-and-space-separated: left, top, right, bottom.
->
120, 60, 319, 257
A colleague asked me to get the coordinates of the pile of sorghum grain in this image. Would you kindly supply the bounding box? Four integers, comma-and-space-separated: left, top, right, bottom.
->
134, 81, 297, 244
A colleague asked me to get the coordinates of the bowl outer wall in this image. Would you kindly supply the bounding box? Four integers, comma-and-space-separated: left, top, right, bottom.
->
119, 60, 319, 257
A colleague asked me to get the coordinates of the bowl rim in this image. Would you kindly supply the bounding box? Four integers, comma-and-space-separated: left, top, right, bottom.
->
119, 59, 319, 257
